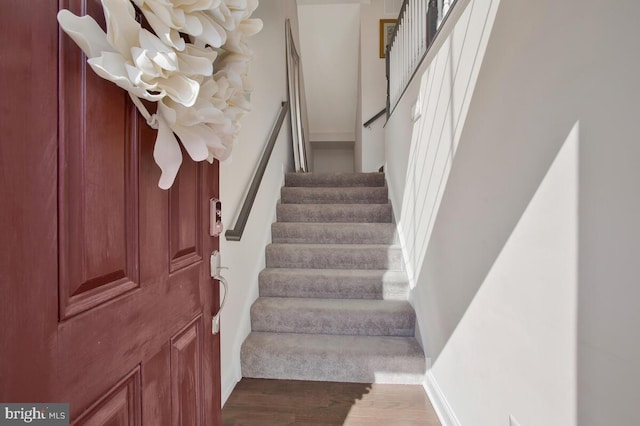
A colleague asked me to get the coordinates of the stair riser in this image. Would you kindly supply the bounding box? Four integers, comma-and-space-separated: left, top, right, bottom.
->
265, 245, 404, 270
259, 269, 409, 300
241, 333, 425, 384
241, 360, 425, 384
259, 280, 408, 300
250, 301, 415, 337
281, 187, 388, 204
276, 204, 392, 223
285, 172, 385, 188
271, 223, 397, 245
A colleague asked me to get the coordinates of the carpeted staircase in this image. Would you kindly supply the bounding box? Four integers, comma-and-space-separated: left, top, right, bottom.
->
240, 172, 426, 384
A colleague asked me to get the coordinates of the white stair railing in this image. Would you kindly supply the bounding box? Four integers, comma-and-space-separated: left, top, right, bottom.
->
386, 0, 455, 113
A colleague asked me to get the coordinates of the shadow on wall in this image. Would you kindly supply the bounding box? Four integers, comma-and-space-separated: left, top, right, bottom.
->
388, 0, 505, 360
401, 0, 586, 363
401, 0, 640, 423
398, 0, 496, 281
415, 119, 575, 364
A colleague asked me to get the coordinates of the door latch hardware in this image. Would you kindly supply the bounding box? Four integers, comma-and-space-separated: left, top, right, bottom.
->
211, 250, 228, 335
210, 198, 223, 237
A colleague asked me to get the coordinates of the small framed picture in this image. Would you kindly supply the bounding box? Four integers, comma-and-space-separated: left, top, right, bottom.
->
380, 19, 397, 58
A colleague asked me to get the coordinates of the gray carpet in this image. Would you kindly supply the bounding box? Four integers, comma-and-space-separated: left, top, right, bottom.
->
240, 172, 426, 384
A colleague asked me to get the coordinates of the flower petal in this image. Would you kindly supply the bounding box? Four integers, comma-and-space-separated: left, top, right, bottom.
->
143, 10, 186, 51
176, 0, 219, 13
246, 0, 260, 15
163, 74, 200, 106
153, 115, 183, 190
131, 47, 160, 78
140, 0, 185, 29
176, 45, 216, 76
195, 12, 227, 48
203, 126, 225, 149
184, 14, 204, 36
239, 18, 263, 37
102, 0, 140, 59
57, 10, 113, 59
139, 29, 179, 71
173, 123, 213, 161
226, 0, 248, 10
88, 53, 164, 101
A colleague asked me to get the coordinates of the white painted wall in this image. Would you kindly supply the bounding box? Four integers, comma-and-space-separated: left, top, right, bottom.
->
385, 0, 497, 300
424, 122, 578, 426
385, 0, 640, 424
312, 142, 355, 172
298, 2, 360, 142
357, 0, 398, 172
219, 0, 300, 406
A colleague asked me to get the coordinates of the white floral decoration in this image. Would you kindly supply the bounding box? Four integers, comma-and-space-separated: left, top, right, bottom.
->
58, 0, 263, 189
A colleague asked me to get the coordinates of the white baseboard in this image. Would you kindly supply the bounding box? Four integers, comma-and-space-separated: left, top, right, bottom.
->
310, 131, 355, 142
424, 370, 461, 426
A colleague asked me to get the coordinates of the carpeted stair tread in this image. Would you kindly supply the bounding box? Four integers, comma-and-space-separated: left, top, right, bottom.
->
241, 332, 426, 384
276, 203, 392, 223
258, 268, 409, 300
265, 243, 404, 270
241, 172, 426, 385
280, 186, 388, 204
251, 297, 415, 336
271, 222, 397, 244
285, 172, 385, 188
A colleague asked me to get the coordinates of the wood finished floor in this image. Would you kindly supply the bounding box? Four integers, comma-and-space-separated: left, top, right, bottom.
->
222, 378, 441, 426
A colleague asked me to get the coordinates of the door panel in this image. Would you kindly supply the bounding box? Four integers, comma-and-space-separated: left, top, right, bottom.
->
58, 0, 141, 320
171, 317, 204, 426
0, 0, 222, 424
73, 368, 142, 426
58, 91, 140, 319
169, 161, 204, 273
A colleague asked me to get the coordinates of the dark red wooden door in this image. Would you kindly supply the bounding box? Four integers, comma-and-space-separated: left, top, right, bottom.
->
0, 1, 222, 424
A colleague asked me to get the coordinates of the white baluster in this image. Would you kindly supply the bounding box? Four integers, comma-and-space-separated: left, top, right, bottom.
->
443, 0, 452, 18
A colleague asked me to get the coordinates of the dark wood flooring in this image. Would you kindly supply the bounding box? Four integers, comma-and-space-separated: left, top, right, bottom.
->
222, 378, 441, 425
